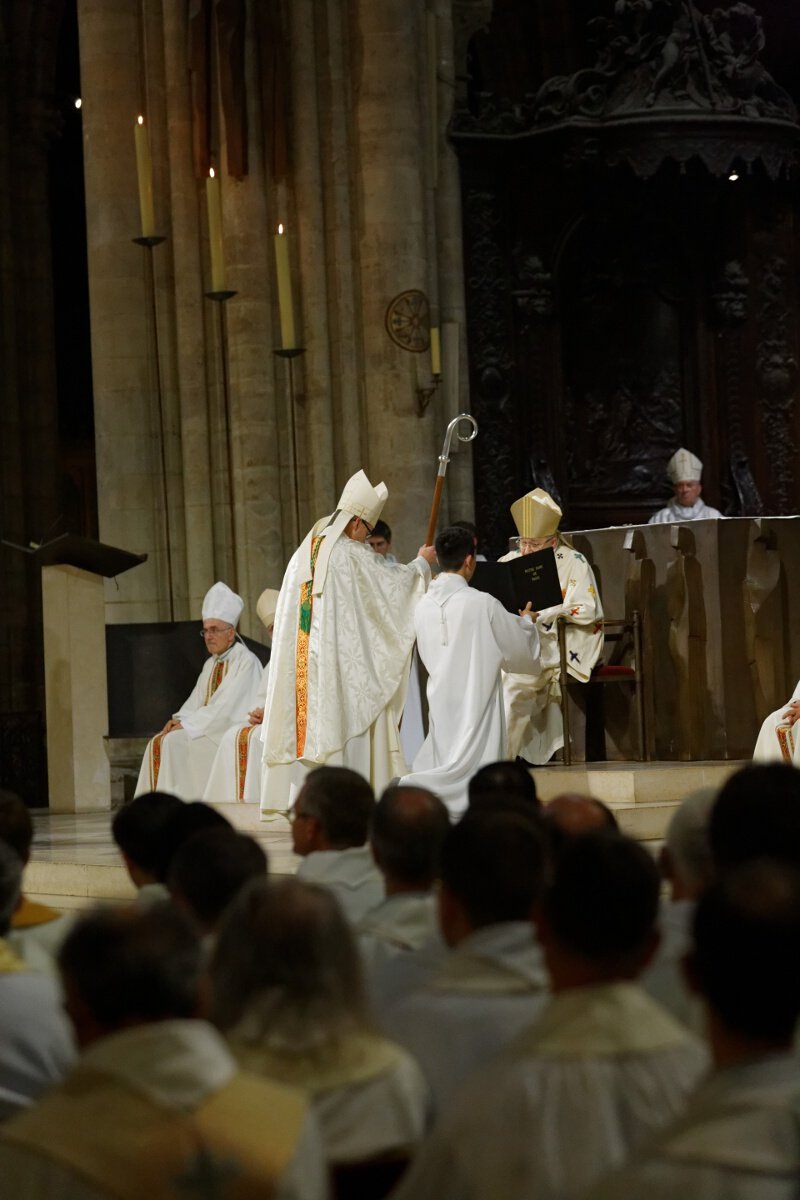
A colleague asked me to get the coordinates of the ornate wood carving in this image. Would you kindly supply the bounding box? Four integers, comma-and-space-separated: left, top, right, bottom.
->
755, 233, 799, 513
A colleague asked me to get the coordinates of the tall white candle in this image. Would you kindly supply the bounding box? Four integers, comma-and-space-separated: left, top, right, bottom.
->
274, 224, 297, 349
206, 168, 225, 292
134, 115, 155, 238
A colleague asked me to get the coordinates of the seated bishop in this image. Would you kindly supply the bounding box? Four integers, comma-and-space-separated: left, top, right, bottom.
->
501, 488, 603, 764
752, 680, 800, 766
202, 587, 280, 804
648, 448, 722, 524
134, 582, 264, 800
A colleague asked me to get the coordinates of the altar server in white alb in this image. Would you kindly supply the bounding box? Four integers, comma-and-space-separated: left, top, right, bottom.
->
501, 488, 604, 764
202, 587, 280, 804
401, 526, 545, 816
261, 470, 436, 816
752, 678, 800, 765
135, 582, 263, 800
648, 448, 722, 524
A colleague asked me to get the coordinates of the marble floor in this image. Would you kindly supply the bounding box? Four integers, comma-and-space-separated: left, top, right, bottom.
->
28, 805, 298, 909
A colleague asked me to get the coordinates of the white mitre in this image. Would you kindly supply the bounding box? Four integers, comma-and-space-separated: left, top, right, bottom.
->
202, 581, 243, 627
301, 469, 389, 596
667, 448, 703, 484
256, 588, 281, 631
510, 488, 562, 539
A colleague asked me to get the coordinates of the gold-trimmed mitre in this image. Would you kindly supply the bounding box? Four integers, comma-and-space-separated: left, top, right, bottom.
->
510, 488, 562, 539
667, 448, 702, 484
337, 470, 388, 528
256, 588, 281, 630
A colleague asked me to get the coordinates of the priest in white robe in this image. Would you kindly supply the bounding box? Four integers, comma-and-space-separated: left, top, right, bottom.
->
260, 470, 435, 816
589, 859, 800, 1200
648, 447, 723, 524
202, 587, 280, 804
501, 488, 604, 763
392, 833, 707, 1200
134, 582, 263, 800
752, 678, 800, 764
400, 525, 545, 816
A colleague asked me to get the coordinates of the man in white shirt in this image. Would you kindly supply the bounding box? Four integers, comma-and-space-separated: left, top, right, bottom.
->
358, 785, 450, 1015
0, 902, 327, 1200
135, 581, 263, 800
401, 526, 543, 815
590, 859, 800, 1200
384, 808, 550, 1113
393, 831, 707, 1200
648, 448, 723, 524
291, 766, 384, 924
641, 787, 716, 1032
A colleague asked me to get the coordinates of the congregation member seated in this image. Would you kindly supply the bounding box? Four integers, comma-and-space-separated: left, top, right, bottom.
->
168, 827, 267, 943
111, 791, 182, 907
0, 903, 327, 1198
202, 587, 280, 804
500, 488, 603, 764
210, 877, 429, 1179
641, 787, 716, 1032
400, 525, 542, 815
0, 789, 73, 974
291, 767, 383, 924
753, 679, 800, 764
134, 581, 263, 800
384, 809, 549, 1112
648, 447, 722, 524
150, 800, 233, 889
0, 842, 74, 1113
590, 859, 800, 1200
709, 762, 800, 871
393, 831, 707, 1200
467, 759, 540, 809
358, 785, 450, 1015
542, 791, 619, 860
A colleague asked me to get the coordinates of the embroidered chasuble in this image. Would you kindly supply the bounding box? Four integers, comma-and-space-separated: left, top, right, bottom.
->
261, 533, 430, 814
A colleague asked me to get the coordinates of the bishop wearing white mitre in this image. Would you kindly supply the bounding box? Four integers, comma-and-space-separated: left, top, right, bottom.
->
648, 448, 722, 524
260, 470, 435, 816
202, 587, 280, 803
501, 488, 604, 764
134, 582, 263, 800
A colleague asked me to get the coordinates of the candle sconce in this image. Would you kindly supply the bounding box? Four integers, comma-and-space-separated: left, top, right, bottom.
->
416, 373, 442, 417
132, 235, 166, 248
205, 290, 238, 303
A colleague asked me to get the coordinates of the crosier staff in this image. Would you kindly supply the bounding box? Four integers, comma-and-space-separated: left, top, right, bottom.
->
426, 414, 479, 545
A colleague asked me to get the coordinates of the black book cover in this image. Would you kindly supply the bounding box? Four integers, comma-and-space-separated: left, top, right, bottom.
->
470, 549, 563, 614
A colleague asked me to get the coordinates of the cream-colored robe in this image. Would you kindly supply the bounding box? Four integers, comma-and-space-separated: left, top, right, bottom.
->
202, 663, 270, 803
392, 982, 708, 1200
752, 679, 800, 764
502, 541, 603, 763
261, 535, 430, 815
134, 641, 264, 800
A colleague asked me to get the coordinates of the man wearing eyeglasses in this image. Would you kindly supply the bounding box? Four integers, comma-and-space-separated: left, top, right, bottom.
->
134, 582, 263, 800
260, 470, 436, 816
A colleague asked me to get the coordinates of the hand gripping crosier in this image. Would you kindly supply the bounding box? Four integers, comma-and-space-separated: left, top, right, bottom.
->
425, 414, 479, 545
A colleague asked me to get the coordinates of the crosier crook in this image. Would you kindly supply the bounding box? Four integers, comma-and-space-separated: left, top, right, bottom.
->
425, 414, 479, 546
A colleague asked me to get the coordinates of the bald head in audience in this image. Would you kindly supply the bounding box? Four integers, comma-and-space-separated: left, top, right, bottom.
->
370, 786, 450, 895
543, 793, 619, 859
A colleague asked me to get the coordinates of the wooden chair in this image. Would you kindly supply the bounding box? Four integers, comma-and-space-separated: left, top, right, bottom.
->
558, 612, 649, 765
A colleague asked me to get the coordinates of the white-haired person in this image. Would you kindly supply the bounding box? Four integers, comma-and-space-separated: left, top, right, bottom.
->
134, 581, 263, 800
202, 587, 280, 803
260, 470, 435, 815
210, 876, 429, 1183
500, 488, 603, 764
648, 448, 722, 524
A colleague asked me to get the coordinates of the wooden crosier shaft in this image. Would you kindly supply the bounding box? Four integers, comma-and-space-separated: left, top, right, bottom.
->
426, 475, 445, 546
